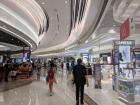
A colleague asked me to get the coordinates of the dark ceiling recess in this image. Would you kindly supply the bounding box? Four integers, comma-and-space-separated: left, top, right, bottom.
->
0, 50, 29, 55
56, 12, 60, 33
0, 30, 28, 47
38, 7, 49, 36
69, 0, 88, 34
79, 0, 88, 23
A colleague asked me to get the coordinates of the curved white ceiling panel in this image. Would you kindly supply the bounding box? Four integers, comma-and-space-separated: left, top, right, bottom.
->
0, 0, 47, 45
33, 0, 91, 54
0, 7, 38, 42
34, 0, 109, 55
38, 0, 140, 56
34, 0, 71, 49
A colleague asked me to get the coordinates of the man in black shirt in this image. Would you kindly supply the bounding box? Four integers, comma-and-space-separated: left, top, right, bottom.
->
73, 58, 88, 105
4, 60, 13, 82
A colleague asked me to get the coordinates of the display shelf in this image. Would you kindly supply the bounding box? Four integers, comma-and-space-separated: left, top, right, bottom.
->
113, 40, 140, 104
118, 77, 133, 81
118, 97, 134, 105
118, 96, 140, 105
117, 76, 140, 104
118, 90, 134, 95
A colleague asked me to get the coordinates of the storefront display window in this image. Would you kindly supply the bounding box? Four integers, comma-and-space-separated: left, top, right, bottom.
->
82, 53, 89, 64
100, 53, 111, 64
0, 56, 3, 63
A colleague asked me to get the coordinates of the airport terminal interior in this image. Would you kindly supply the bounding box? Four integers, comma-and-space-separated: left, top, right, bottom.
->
0, 0, 140, 105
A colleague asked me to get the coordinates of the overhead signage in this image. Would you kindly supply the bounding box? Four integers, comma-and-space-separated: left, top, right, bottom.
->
82, 53, 89, 56
100, 53, 111, 57
114, 40, 135, 46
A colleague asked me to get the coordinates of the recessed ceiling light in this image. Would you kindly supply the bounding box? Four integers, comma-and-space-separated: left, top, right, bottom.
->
85, 40, 88, 43
42, 2, 45, 5
65, 1, 68, 4
108, 29, 116, 33
113, 24, 116, 27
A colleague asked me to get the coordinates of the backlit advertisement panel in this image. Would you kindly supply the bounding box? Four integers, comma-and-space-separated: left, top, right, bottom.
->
119, 46, 131, 63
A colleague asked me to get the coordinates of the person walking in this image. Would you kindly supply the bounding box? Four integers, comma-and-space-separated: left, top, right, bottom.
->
0, 63, 4, 82
61, 62, 64, 71
71, 60, 75, 71
66, 61, 70, 74
4, 60, 13, 82
47, 62, 56, 96
61, 62, 64, 74
73, 58, 89, 105
43, 62, 47, 76
37, 61, 41, 73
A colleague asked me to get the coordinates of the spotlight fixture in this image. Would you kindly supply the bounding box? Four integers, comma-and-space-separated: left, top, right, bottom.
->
65, 1, 68, 4
85, 40, 88, 43
42, 2, 45, 5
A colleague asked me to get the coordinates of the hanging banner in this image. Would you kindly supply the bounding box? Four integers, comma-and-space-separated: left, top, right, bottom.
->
120, 18, 130, 40
120, 18, 135, 40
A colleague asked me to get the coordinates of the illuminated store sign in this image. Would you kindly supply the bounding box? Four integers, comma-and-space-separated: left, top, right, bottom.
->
114, 40, 135, 46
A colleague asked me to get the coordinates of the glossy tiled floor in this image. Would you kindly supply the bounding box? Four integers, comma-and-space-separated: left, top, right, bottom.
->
0, 73, 77, 105
0, 80, 77, 105
0, 68, 127, 105
84, 77, 126, 105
